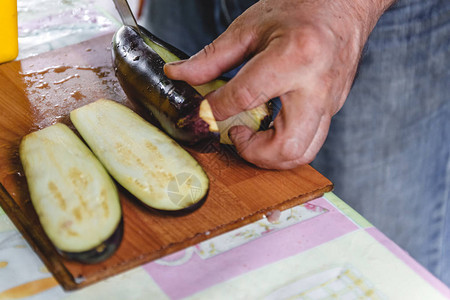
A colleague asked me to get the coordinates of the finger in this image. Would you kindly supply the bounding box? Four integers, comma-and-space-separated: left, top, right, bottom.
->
273, 113, 330, 169
229, 91, 330, 169
164, 27, 255, 86
207, 41, 301, 121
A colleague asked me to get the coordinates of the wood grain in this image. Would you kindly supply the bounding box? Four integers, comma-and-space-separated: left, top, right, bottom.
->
0, 33, 333, 290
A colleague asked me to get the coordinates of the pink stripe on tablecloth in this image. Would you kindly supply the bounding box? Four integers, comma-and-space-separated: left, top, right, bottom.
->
366, 227, 450, 298
143, 197, 358, 299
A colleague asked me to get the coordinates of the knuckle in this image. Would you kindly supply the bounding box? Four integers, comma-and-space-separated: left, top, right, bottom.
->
201, 42, 217, 59
286, 25, 331, 64
235, 26, 257, 55
277, 137, 303, 162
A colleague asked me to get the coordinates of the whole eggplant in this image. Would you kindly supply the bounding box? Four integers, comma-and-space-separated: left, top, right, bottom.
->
112, 25, 218, 144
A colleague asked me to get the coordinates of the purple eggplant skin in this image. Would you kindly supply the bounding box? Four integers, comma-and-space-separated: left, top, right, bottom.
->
58, 218, 124, 264
119, 185, 208, 216
145, 190, 208, 216
112, 25, 218, 145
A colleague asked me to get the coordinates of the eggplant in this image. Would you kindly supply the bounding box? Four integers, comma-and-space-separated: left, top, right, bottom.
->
70, 99, 209, 212
112, 25, 272, 145
112, 25, 218, 144
19, 123, 123, 264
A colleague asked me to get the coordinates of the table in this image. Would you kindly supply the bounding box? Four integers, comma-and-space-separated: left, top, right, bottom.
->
1, 1, 449, 299
1, 193, 449, 299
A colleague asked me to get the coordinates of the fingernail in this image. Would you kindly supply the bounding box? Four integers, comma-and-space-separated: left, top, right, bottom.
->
165, 59, 187, 66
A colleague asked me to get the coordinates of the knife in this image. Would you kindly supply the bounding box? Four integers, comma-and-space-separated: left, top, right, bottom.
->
112, 0, 141, 34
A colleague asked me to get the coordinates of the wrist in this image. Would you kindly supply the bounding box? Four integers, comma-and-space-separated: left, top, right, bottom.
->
351, 0, 396, 44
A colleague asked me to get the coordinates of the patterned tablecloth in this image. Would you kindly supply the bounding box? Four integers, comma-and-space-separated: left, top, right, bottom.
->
1, 1, 449, 299
1, 193, 449, 299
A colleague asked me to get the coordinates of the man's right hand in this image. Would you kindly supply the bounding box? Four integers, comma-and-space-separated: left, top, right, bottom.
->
165, 0, 394, 169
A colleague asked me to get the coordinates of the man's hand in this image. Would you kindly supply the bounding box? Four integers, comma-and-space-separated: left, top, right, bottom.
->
164, 0, 393, 169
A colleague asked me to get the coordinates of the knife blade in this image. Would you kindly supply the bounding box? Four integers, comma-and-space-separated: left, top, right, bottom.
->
112, 0, 141, 34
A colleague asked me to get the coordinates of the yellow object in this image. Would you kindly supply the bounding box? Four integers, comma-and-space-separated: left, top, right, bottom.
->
0, 277, 58, 299
0, 0, 18, 63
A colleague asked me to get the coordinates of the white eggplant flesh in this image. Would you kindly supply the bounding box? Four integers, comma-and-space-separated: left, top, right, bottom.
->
70, 99, 209, 211
216, 104, 270, 144
19, 123, 122, 257
193, 79, 271, 145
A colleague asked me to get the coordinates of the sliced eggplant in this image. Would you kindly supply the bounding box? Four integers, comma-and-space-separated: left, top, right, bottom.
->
112, 25, 218, 144
70, 99, 209, 212
19, 123, 122, 264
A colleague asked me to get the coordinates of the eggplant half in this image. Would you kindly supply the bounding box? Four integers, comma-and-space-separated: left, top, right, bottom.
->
19, 123, 123, 264
70, 99, 209, 212
112, 25, 272, 145
112, 25, 218, 144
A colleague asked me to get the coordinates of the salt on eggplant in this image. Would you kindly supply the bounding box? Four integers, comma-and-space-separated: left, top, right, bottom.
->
70, 99, 209, 212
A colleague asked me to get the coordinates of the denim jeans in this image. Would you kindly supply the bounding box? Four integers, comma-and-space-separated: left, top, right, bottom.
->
142, 0, 450, 285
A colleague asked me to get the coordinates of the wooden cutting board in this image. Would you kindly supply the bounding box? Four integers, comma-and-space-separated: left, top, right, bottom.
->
0, 33, 333, 290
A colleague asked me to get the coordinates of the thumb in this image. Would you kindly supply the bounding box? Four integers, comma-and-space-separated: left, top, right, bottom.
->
164, 28, 254, 86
